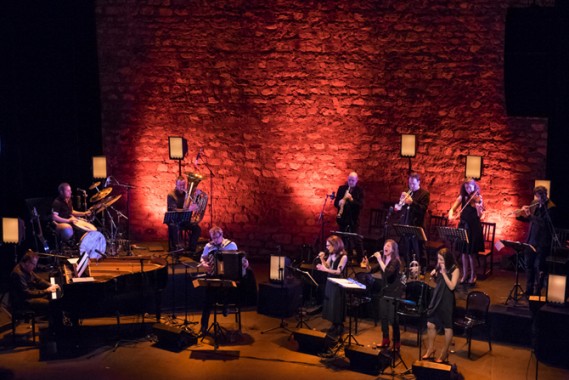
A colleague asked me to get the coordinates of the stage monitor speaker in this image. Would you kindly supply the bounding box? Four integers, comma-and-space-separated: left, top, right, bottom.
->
152, 323, 196, 351
293, 328, 336, 355
504, 7, 555, 117
257, 281, 302, 318
412, 360, 458, 380
345, 345, 389, 375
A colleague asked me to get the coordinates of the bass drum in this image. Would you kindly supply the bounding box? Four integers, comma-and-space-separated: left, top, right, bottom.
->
79, 231, 107, 260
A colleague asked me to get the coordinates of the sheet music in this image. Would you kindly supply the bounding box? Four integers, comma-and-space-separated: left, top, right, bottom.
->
327, 277, 366, 290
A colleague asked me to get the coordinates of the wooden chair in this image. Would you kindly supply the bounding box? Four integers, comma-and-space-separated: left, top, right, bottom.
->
478, 222, 496, 278
368, 208, 386, 238
454, 290, 492, 359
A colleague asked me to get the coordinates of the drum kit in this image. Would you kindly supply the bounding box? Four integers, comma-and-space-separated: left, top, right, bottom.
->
67, 181, 129, 260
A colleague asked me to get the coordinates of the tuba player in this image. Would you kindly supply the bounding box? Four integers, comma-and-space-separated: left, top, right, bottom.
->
167, 175, 205, 253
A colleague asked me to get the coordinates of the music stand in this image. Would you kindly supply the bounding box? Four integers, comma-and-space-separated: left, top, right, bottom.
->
501, 240, 535, 305
326, 277, 366, 350
437, 226, 469, 257
288, 266, 318, 329
392, 224, 427, 269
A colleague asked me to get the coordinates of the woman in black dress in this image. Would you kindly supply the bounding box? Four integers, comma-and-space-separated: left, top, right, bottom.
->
449, 178, 485, 284
423, 248, 460, 363
317, 235, 349, 335
362, 239, 403, 350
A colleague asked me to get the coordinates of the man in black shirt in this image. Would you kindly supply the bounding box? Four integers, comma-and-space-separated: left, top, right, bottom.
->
167, 176, 202, 252
52, 182, 91, 241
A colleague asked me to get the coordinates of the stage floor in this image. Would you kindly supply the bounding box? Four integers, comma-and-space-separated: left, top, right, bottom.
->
1, 243, 568, 380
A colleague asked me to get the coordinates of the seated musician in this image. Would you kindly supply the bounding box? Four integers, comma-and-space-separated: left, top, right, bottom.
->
10, 251, 61, 333
167, 176, 202, 252
316, 235, 348, 336
52, 182, 91, 242
199, 226, 251, 335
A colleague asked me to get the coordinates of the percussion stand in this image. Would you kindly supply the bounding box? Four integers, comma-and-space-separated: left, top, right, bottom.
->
111, 178, 135, 255
110, 205, 129, 255
104, 207, 119, 256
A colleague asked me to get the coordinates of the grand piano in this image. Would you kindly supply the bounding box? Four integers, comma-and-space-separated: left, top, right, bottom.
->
55, 256, 168, 322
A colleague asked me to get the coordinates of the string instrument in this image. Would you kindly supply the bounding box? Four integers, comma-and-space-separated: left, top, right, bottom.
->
336, 187, 352, 221
32, 207, 50, 253
452, 191, 484, 220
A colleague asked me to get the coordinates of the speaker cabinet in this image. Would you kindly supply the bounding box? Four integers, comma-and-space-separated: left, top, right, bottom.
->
292, 328, 336, 355
412, 360, 458, 380
257, 281, 302, 318
152, 323, 197, 351
345, 345, 390, 375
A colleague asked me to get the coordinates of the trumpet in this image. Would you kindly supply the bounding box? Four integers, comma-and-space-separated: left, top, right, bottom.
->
394, 189, 412, 211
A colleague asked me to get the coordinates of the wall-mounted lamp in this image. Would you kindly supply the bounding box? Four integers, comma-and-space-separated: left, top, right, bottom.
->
465, 155, 483, 180
400, 134, 416, 174
168, 136, 188, 176
92, 156, 107, 179
534, 179, 551, 196
2, 217, 23, 263
547, 274, 567, 305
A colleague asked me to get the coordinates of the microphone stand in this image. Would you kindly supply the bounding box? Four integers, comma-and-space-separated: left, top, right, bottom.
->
317, 192, 335, 252
108, 176, 136, 256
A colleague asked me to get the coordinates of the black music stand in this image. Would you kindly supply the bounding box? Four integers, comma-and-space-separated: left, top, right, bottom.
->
288, 266, 318, 329
163, 211, 193, 251
382, 295, 411, 377
437, 226, 469, 257
502, 240, 535, 305
392, 224, 427, 270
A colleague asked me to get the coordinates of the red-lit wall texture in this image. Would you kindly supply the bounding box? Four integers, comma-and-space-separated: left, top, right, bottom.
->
95, 0, 551, 257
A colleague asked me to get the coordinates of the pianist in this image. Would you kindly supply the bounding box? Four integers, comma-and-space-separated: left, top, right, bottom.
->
10, 251, 60, 331
167, 176, 202, 252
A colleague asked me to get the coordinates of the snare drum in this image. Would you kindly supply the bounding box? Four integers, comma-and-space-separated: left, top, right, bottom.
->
79, 231, 107, 260
73, 219, 97, 232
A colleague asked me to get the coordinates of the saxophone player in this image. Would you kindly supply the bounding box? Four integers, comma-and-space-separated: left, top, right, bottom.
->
334, 172, 364, 258
167, 175, 202, 252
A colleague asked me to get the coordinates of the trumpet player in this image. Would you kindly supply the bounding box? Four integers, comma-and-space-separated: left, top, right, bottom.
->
448, 178, 484, 285
515, 186, 557, 296
167, 175, 202, 252
394, 172, 430, 265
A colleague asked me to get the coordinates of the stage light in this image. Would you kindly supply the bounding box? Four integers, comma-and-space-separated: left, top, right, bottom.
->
2, 217, 23, 263
400, 134, 416, 174
465, 155, 483, 180
534, 179, 551, 195
547, 274, 567, 304
168, 137, 188, 175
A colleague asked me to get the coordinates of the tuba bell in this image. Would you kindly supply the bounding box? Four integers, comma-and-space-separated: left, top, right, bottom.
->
184, 172, 208, 224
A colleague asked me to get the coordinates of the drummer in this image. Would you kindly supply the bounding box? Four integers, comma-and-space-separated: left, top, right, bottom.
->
52, 182, 92, 241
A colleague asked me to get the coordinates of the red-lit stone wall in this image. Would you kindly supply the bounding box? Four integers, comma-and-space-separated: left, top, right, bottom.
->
95, 0, 551, 256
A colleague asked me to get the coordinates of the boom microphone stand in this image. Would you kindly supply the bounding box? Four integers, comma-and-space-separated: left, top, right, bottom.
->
317, 191, 335, 251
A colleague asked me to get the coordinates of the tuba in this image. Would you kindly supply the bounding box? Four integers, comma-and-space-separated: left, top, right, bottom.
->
183, 172, 208, 224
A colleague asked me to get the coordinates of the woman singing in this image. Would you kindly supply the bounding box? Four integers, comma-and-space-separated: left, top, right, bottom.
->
362, 239, 403, 350
423, 248, 460, 363
317, 235, 349, 336
448, 178, 485, 284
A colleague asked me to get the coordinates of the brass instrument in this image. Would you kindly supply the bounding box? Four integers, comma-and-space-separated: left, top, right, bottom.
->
408, 254, 420, 281
336, 187, 352, 220
182, 172, 208, 224
394, 188, 412, 211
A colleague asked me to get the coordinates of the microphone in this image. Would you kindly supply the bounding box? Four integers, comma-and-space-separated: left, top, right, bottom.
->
330, 191, 336, 200
77, 187, 87, 194
194, 148, 203, 167
104, 176, 112, 187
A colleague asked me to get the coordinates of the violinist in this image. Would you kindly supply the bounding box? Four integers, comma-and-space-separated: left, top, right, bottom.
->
515, 186, 557, 296
167, 175, 202, 252
448, 178, 484, 284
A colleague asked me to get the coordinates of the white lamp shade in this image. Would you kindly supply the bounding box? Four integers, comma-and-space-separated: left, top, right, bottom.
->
92, 156, 107, 179
534, 179, 551, 196
547, 274, 567, 304
465, 155, 482, 179
169, 136, 187, 159
2, 218, 21, 244
401, 134, 416, 157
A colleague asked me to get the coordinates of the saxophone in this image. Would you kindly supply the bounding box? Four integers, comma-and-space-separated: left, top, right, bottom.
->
336, 187, 352, 221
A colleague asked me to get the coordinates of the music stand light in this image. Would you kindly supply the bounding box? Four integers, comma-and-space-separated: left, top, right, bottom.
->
92, 156, 107, 179
547, 274, 567, 304
400, 134, 416, 174
2, 217, 23, 263
465, 155, 483, 180
168, 136, 188, 176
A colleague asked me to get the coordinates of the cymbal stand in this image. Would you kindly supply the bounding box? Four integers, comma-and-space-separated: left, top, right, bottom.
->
110, 205, 129, 255
104, 207, 119, 256
109, 177, 135, 256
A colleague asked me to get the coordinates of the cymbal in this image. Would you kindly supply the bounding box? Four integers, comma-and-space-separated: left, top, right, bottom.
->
101, 194, 122, 208
90, 187, 112, 202
89, 181, 101, 190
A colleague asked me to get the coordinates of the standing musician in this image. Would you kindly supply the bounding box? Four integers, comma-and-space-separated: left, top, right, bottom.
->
362, 239, 403, 350
393, 172, 430, 265
334, 171, 364, 258
316, 235, 349, 336
515, 186, 557, 296
167, 175, 203, 252
52, 182, 91, 242
199, 226, 250, 335
448, 178, 485, 284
